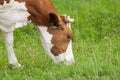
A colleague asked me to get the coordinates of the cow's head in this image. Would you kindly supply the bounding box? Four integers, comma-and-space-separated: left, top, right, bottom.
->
37, 13, 75, 65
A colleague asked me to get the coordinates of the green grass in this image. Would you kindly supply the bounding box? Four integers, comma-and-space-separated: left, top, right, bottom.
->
0, 0, 120, 80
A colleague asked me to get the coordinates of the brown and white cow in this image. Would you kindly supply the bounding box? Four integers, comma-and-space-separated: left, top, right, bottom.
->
0, 0, 75, 68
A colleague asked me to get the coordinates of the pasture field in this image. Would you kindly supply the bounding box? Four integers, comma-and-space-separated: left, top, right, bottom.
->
0, 0, 120, 80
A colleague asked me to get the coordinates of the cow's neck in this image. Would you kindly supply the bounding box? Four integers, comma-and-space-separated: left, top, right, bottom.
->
25, 0, 58, 27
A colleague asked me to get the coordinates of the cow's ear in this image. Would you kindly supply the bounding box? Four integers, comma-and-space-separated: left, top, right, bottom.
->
49, 13, 60, 27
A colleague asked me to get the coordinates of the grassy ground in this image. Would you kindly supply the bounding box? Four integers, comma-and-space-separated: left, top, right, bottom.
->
0, 0, 120, 80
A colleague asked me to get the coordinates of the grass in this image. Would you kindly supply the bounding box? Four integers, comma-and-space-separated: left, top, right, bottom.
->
0, 0, 120, 80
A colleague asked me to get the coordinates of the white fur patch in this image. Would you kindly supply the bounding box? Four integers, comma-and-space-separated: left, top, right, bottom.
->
37, 26, 57, 63
0, 1, 30, 32
64, 40, 75, 65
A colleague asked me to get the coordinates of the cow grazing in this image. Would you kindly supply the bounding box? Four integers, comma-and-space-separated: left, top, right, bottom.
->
0, 0, 75, 68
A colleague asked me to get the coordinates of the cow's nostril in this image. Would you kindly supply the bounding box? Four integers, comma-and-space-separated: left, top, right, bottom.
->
67, 35, 71, 40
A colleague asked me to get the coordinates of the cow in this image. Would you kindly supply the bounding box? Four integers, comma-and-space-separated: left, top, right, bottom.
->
0, 0, 75, 69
